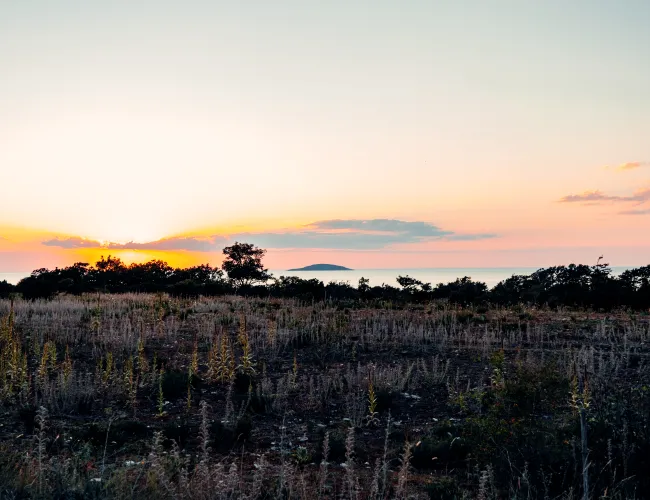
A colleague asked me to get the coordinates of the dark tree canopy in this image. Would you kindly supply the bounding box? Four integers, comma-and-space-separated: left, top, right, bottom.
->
221, 242, 271, 288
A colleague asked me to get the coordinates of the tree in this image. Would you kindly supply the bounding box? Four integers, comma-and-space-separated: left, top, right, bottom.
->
174, 264, 224, 284
358, 277, 370, 295
396, 275, 423, 291
94, 255, 127, 292
0, 280, 15, 299
433, 277, 488, 305
221, 242, 271, 288
126, 260, 174, 291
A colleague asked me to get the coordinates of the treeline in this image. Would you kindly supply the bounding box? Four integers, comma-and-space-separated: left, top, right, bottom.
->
1, 251, 649, 310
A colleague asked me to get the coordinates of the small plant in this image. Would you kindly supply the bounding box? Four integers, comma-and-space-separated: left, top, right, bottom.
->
0, 311, 28, 400
291, 350, 298, 387
395, 440, 412, 499
157, 367, 165, 416
37, 341, 57, 384
319, 431, 330, 498
186, 364, 193, 411
190, 337, 199, 376
199, 399, 211, 458
62, 345, 73, 385
35, 406, 49, 496
293, 445, 312, 465
215, 335, 236, 382
238, 324, 255, 376
267, 318, 277, 347
137, 336, 149, 374
207, 339, 219, 383
366, 373, 379, 426
102, 351, 114, 386
489, 349, 505, 390
570, 364, 591, 500
344, 426, 359, 500
123, 356, 137, 415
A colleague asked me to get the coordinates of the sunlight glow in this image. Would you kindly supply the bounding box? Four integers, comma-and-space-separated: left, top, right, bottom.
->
1, 1, 649, 270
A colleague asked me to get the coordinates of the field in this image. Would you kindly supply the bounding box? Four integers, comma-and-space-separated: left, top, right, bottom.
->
1, 294, 649, 499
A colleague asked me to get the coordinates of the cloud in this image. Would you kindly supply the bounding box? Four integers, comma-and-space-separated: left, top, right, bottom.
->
106, 236, 228, 252
306, 219, 453, 238
42, 237, 104, 249
238, 219, 495, 249
619, 208, 650, 215
612, 161, 650, 172
41, 219, 497, 252
559, 188, 650, 204
559, 191, 623, 203
447, 233, 499, 241
42, 235, 227, 251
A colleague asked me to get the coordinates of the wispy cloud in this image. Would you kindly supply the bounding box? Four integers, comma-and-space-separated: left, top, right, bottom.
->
42, 237, 104, 249
607, 161, 650, 172
42, 236, 227, 251
619, 208, 650, 215
559, 191, 620, 203
41, 219, 498, 252
306, 219, 452, 238
106, 236, 228, 252
447, 233, 499, 241
559, 188, 650, 204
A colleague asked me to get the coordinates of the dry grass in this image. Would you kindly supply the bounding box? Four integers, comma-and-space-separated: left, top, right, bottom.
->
0, 294, 648, 498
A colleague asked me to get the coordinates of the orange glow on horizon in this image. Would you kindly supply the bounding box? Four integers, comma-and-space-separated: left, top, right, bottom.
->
69, 249, 218, 269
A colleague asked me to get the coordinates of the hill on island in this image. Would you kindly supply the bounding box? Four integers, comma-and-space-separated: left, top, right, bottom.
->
287, 264, 352, 271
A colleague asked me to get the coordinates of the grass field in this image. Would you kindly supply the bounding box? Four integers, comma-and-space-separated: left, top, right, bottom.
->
1, 294, 649, 499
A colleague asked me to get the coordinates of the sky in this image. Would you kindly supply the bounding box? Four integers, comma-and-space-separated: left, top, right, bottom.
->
1, 0, 649, 272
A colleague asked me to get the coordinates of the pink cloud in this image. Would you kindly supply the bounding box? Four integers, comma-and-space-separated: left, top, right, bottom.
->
619, 208, 650, 215
559, 188, 650, 204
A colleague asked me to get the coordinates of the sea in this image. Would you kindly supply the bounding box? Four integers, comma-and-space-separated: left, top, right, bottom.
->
271, 267, 634, 289
1, 267, 635, 289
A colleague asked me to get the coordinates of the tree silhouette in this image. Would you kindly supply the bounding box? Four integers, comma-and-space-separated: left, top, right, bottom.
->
95, 255, 127, 291
0, 280, 15, 298
396, 275, 423, 291
221, 242, 271, 288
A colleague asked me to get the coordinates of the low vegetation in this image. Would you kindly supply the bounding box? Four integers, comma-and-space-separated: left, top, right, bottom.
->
0, 292, 649, 498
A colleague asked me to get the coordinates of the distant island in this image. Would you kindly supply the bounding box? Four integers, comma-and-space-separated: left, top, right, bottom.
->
287, 264, 352, 271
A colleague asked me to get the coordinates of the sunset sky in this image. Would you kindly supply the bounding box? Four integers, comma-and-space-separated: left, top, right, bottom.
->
1, 0, 649, 272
